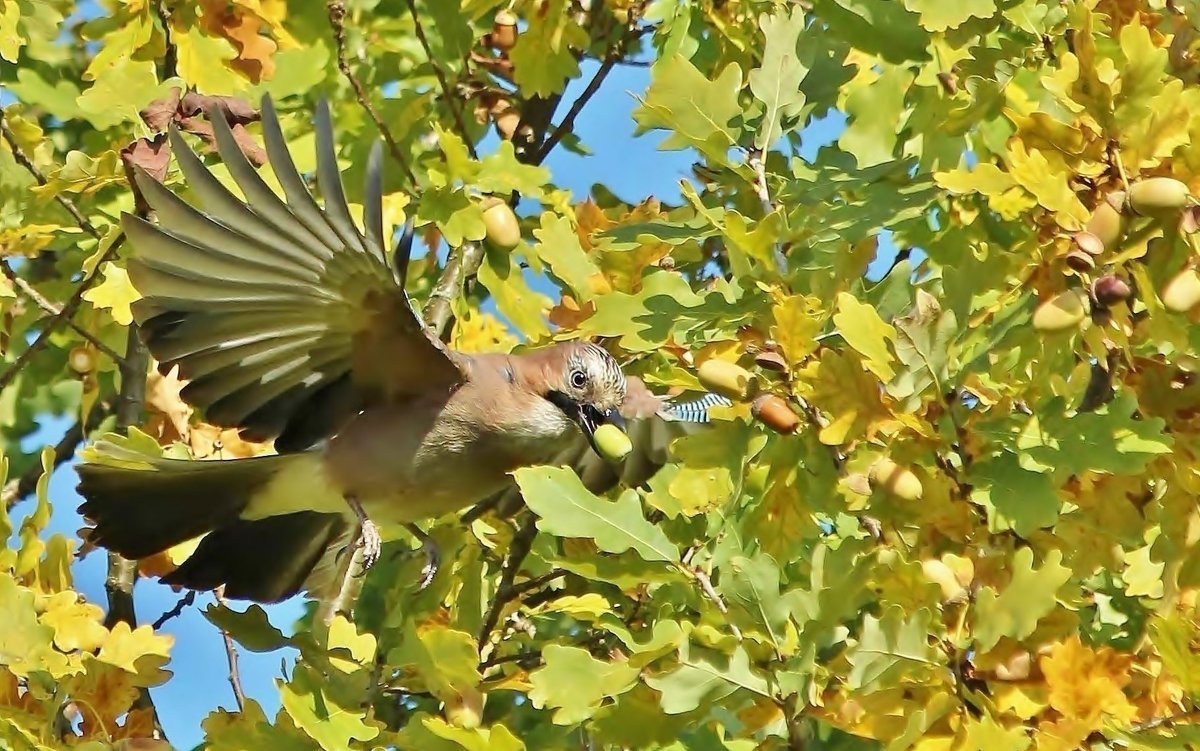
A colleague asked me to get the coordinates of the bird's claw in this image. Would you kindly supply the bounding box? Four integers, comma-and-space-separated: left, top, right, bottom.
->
417, 540, 440, 590
404, 522, 440, 591
356, 519, 382, 572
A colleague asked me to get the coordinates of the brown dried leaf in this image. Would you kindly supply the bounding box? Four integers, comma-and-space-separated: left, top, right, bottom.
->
121, 134, 171, 183
548, 295, 595, 329
121, 134, 171, 214
139, 87, 182, 131
144, 366, 192, 443
199, 0, 278, 82
178, 91, 260, 125
176, 116, 266, 167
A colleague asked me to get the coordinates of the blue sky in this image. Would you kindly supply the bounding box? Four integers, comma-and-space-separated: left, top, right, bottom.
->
9, 38, 865, 751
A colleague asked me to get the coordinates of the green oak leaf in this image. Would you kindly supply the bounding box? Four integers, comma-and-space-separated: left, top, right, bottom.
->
968, 452, 1061, 537
633, 54, 745, 165
903, 0, 995, 31
279, 664, 379, 751
418, 185, 486, 246
837, 64, 914, 169
476, 141, 550, 199
202, 604, 290, 653
646, 642, 772, 714
833, 291, 897, 382
972, 547, 1072, 652
387, 623, 481, 703
809, 0, 930, 64
1014, 392, 1173, 480
528, 644, 639, 725
846, 606, 944, 692
477, 244, 552, 339
529, 212, 603, 301
509, 0, 588, 97
516, 466, 680, 564
719, 553, 791, 652
749, 6, 809, 149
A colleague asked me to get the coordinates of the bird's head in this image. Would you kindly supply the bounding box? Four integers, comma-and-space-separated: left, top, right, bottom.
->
538, 341, 628, 453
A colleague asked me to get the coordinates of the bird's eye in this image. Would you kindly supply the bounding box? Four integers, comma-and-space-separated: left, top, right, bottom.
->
570, 369, 588, 390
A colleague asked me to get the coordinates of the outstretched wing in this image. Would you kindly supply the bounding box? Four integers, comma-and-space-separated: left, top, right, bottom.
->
123, 95, 465, 451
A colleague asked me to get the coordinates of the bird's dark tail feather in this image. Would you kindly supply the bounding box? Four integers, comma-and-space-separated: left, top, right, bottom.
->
76, 453, 346, 603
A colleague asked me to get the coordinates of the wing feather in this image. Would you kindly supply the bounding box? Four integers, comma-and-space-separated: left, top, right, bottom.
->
122, 94, 465, 450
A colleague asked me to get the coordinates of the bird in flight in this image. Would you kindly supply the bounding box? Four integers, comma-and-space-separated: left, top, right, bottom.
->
75, 96, 728, 604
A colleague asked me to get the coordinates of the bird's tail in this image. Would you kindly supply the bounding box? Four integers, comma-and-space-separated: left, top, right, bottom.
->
76, 442, 347, 602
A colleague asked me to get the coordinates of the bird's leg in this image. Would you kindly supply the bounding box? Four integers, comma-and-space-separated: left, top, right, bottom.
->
404, 522, 440, 590
345, 494, 381, 571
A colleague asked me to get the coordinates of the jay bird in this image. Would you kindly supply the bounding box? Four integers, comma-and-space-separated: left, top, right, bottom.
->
75, 96, 728, 604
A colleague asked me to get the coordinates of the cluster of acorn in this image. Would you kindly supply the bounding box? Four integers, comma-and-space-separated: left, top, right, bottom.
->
470, 11, 526, 141
694, 357, 925, 500
1034, 177, 1197, 332
696, 358, 802, 434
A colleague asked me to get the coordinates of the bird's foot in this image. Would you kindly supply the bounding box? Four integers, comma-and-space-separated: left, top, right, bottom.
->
357, 519, 382, 571
404, 522, 440, 590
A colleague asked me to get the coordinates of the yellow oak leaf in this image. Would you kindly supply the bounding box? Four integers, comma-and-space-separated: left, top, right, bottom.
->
453, 310, 518, 354
38, 592, 107, 653
833, 292, 897, 382
96, 622, 174, 686
1041, 636, 1137, 727
797, 349, 916, 445
82, 263, 140, 326
771, 293, 823, 368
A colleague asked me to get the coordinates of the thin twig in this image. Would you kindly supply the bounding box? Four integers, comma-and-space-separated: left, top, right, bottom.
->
1, 262, 127, 365
104, 325, 149, 631
152, 0, 178, 80
326, 0, 419, 187
215, 587, 247, 712
151, 590, 197, 630
0, 111, 127, 394
748, 148, 774, 217
422, 241, 485, 338
535, 55, 617, 164
781, 692, 806, 750
0, 113, 102, 238
477, 514, 540, 652
1130, 708, 1200, 732
690, 560, 743, 641
510, 568, 567, 600
316, 539, 367, 628
404, 0, 477, 160
3, 399, 111, 510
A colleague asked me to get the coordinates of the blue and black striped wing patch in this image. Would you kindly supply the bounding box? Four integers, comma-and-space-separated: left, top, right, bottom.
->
661, 393, 733, 423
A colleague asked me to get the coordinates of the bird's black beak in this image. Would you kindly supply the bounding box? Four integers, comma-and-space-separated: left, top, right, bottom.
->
547, 392, 624, 457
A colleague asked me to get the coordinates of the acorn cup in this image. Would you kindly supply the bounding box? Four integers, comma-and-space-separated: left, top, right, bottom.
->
697, 359, 759, 402
1071, 230, 1105, 258
480, 196, 521, 250
1065, 249, 1095, 273
1032, 289, 1088, 333
1128, 177, 1191, 217
1092, 275, 1132, 307
489, 9, 518, 51
490, 100, 522, 141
